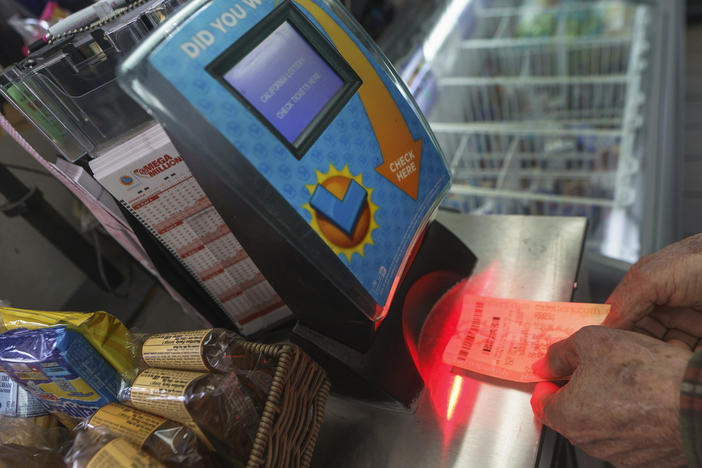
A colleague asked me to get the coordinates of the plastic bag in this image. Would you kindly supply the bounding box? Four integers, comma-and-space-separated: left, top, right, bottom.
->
121, 368, 259, 466
0, 414, 70, 467
0, 413, 68, 449
136, 328, 268, 373
65, 429, 164, 468
83, 403, 207, 467
0, 326, 125, 422
0, 444, 66, 467
0, 307, 135, 381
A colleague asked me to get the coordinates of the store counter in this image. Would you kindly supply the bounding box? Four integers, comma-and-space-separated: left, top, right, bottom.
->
311, 212, 587, 468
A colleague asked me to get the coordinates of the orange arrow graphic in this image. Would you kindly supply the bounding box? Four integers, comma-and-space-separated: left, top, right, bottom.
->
294, 0, 422, 199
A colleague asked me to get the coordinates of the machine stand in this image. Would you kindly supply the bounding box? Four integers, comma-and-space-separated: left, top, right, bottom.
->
292, 220, 477, 408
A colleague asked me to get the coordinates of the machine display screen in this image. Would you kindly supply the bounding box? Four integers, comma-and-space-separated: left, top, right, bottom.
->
223, 21, 344, 145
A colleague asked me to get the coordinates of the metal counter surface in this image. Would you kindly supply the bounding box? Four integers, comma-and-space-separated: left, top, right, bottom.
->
311, 213, 587, 468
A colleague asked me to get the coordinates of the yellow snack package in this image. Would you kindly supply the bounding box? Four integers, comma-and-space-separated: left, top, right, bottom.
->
0, 307, 134, 381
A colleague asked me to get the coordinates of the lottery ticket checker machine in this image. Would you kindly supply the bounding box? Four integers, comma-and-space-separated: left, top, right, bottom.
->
118, 0, 477, 405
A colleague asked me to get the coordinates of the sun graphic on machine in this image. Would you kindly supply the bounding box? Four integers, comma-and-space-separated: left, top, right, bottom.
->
303, 163, 379, 262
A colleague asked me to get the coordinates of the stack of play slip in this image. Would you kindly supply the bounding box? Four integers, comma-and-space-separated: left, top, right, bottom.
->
90, 124, 291, 334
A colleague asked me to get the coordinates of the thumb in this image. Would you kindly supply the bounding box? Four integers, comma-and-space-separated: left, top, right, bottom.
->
531, 382, 560, 422
532, 334, 580, 380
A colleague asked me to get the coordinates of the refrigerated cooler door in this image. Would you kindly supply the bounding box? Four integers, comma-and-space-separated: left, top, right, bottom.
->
390, 0, 683, 266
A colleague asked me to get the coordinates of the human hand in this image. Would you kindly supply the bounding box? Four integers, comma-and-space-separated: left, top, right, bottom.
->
604, 234, 702, 350
531, 326, 691, 468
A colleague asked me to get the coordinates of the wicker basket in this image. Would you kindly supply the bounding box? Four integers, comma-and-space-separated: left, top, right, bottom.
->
241, 342, 330, 468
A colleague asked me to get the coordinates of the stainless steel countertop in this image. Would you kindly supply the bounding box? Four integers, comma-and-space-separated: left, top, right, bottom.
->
311, 213, 587, 468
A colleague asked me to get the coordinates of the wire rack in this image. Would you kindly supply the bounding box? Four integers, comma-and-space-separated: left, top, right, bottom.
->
427, 0, 650, 225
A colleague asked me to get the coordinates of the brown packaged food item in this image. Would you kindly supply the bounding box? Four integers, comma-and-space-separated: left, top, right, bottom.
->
0, 413, 68, 451
138, 329, 268, 373
121, 368, 259, 466
137, 329, 274, 413
0, 415, 68, 468
85, 403, 206, 467
65, 430, 165, 468
31, 414, 58, 431
0, 444, 65, 468
56, 413, 80, 431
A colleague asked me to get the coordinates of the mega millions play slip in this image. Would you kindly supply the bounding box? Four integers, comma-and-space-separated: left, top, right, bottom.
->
443, 294, 610, 383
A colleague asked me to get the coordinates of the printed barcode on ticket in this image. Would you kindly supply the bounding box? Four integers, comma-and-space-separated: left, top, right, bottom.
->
443, 295, 609, 382
456, 301, 484, 362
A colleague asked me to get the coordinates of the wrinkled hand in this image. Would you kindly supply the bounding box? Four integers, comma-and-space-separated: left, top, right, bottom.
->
531, 326, 691, 468
604, 234, 702, 350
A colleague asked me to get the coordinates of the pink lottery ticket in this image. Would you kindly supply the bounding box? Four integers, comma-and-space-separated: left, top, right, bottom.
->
443, 294, 610, 382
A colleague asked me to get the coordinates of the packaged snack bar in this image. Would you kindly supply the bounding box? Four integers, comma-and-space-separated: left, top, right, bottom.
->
85, 403, 206, 467
0, 326, 124, 421
122, 368, 259, 466
0, 371, 48, 418
65, 429, 165, 468
137, 328, 273, 413
137, 328, 266, 373
0, 307, 134, 380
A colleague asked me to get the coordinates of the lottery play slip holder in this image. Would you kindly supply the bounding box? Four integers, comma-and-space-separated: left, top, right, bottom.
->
290, 220, 477, 408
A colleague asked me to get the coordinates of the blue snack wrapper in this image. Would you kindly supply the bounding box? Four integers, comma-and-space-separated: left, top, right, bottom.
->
0, 326, 124, 419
